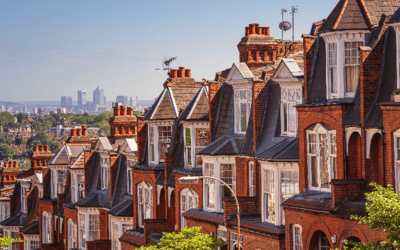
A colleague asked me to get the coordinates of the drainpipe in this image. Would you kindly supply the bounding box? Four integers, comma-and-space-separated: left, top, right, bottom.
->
382, 129, 386, 186
343, 126, 347, 179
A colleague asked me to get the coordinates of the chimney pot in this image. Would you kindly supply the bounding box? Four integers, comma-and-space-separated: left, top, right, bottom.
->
120, 105, 126, 116
39, 145, 44, 152
170, 69, 177, 78
33, 145, 38, 152
82, 125, 87, 136
266, 27, 270, 36
245, 27, 249, 36
127, 107, 133, 116
4, 162, 8, 168
257, 27, 263, 35
71, 129, 76, 137
254, 23, 259, 29
113, 107, 120, 117
250, 24, 256, 34
44, 145, 49, 152
178, 67, 185, 78
13, 162, 17, 168
185, 69, 191, 78
77, 128, 81, 136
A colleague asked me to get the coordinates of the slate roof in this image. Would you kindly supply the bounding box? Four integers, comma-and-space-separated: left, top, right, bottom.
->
198, 135, 240, 156
21, 220, 39, 235
179, 85, 209, 121
320, 0, 400, 32
281, 191, 332, 212
1, 212, 26, 227
183, 209, 224, 225
227, 214, 285, 235
49, 145, 89, 165
108, 198, 133, 217
212, 83, 234, 141
119, 229, 145, 247
389, 6, 400, 22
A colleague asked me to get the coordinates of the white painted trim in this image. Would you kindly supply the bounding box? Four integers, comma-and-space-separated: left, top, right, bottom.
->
366, 129, 382, 159
187, 87, 205, 120
167, 87, 179, 118
150, 88, 167, 120
168, 187, 174, 207
345, 127, 362, 155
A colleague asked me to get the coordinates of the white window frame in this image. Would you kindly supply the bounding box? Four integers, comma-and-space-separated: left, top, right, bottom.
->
137, 181, 153, 228
394, 129, 400, 193
233, 88, 252, 134
249, 162, 255, 197
42, 211, 52, 244
127, 168, 133, 195
180, 188, 198, 229
183, 124, 209, 168
293, 224, 302, 250
280, 86, 302, 137
78, 210, 100, 250
50, 167, 68, 199
321, 32, 367, 100
101, 157, 110, 190
147, 123, 173, 165
67, 219, 77, 250
109, 216, 134, 250
229, 232, 243, 250
21, 185, 27, 213
202, 156, 236, 213
318, 233, 330, 250
307, 123, 337, 192
261, 162, 299, 226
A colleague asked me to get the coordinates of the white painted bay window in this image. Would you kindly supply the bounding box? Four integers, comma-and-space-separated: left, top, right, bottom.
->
111, 221, 119, 250
307, 123, 337, 191
109, 218, 134, 250
89, 214, 100, 241
71, 172, 85, 203
345, 41, 363, 94
148, 124, 173, 164
29, 239, 39, 250
184, 125, 209, 168
180, 188, 198, 228
78, 211, 100, 249
67, 219, 77, 250
138, 181, 153, 227
234, 89, 252, 134
202, 157, 236, 213
42, 211, 52, 244
79, 213, 86, 249
328, 43, 338, 96
51, 168, 67, 198
261, 163, 299, 226
249, 162, 255, 197
230, 232, 243, 250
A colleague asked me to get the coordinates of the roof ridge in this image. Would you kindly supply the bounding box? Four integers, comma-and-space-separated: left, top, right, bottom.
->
333, 0, 348, 29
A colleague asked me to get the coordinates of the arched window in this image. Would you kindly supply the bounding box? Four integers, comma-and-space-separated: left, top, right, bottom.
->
67, 219, 77, 249
42, 211, 52, 244
307, 123, 337, 191
293, 224, 302, 250
180, 188, 198, 228
138, 182, 153, 227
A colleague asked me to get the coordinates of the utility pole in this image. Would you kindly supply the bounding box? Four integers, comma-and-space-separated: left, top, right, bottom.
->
291, 6, 299, 43
281, 9, 288, 54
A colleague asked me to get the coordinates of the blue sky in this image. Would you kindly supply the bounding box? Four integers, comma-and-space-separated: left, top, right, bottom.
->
0, 0, 338, 102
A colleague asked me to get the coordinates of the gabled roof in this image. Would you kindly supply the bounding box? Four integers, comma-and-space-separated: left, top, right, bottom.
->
69, 151, 84, 169
226, 63, 254, 81
179, 85, 209, 121
108, 198, 133, 217
272, 59, 304, 79
320, 0, 400, 32
20, 220, 39, 235
48, 144, 89, 165
389, 6, 400, 22
96, 137, 113, 151
121, 139, 138, 153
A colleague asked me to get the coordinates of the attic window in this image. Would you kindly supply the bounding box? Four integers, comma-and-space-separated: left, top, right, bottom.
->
148, 125, 172, 164
234, 89, 252, 134
184, 126, 208, 168
281, 87, 302, 136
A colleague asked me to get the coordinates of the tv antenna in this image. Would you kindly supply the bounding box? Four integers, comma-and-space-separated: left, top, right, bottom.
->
290, 6, 299, 43
155, 57, 177, 74
279, 9, 291, 55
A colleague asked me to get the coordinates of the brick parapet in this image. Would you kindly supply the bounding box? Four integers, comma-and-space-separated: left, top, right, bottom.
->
143, 219, 173, 245
222, 196, 258, 223
331, 179, 366, 209
86, 240, 111, 250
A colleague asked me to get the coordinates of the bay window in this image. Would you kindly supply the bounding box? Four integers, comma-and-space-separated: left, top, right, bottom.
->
89, 214, 100, 241
111, 221, 119, 250
78, 174, 85, 200
21, 186, 27, 213
328, 43, 338, 95
138, 182, 153, 227
203, 158, 236, 213
78, 211, 100, 249
109, 219, 134, 250
79, 213, 86, 249
148, 125, 172, 164
184, 126, 209, 168
345, 41, 363, 93
180, 188, 198, 228
42, 212, 52, 244
67, 219, 77, 250
29, 240, 39, 250
293, 224, 302, 250
234, 89, 252, 134
51, 169, 67, 198
72, 173, 85, 203
262, 163, 299, 225
307, 123, 337, 191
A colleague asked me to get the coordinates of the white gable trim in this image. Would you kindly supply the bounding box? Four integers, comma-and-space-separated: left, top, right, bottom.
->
167, 87, 179, 118
150, 88, 168, 120
188, 87, 205, 120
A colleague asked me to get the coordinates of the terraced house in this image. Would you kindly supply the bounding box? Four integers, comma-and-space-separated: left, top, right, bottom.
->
3, 1, 400, 249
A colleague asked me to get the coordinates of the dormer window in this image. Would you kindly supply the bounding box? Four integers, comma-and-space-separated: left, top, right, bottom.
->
184, 126, 208, 168
51, 169, 67, 199
148, 125, 172, 164
322, 32, 366, 99
21, 185, 27, 213
71, 173, 85, 203
234, 89, 252, 134
127, 168, 133, 194
281, 87, 302, 136
101, 157, 110, 190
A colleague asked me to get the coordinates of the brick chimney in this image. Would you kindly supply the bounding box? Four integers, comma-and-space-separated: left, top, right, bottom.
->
4, 162, 8, 168
44, 145, 49, 152
77, 128, 81, 136
71, 129, 76, 137
39, 145, 44, 152
33, 145, 38, 152
82, 125, 87, 136
13, 162, 17, 168
120, 105, 126, 116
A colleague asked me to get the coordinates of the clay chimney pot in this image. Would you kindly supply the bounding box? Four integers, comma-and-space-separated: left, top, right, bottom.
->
120, 105, 126, 116
71, 129, 76, 137
127, 107, 133, 116
77, 128, 81, 136
178, 67, 185, 78
257, 27, 263, 35
33, 145, 38, 152
185, 69, 191, 78
250, 24, 255, 34
13, 162, 17, 168
82, 125, 87, 136
113, 107, 120, 117
245, 27, 249, 36
39, 145, 44, 152
266, 27, 270, 36
4, 162, 8, 168
44, 145, 49, 152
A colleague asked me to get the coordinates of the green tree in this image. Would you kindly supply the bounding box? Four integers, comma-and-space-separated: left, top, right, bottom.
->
47, 116, 57, 127
133, 111, 142, 116
17, 113, 25, 123
21, 139, 28, 145
27, 132, 60, 153
0, 112, 15, 128
18, 162, 31, 169
26, 140, 42, 153
341, 182, 400, 250
0, 237, 22, 249
6, 137, 15, 145
0, 143, 14, 160
138, 227, 226, 250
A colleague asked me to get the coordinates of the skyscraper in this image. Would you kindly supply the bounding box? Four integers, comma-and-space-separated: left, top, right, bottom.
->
61, 96, 67, 108
116, 96, 128, 106
66, 96, 73, 111
93, 87, 104, 106
78, 90, 87, 108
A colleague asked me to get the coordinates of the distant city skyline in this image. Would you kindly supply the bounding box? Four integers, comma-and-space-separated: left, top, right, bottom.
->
0, 0, 337, 102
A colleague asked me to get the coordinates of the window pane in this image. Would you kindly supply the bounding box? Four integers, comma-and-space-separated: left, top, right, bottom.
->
397, 137, 400, 161
320, 146, 330, 188
196, 128, 208, 147
159, 126, 172, 162
205, 163, 215, 209
283, 103, 288, 132
240, 103, 247, 132
288, 103, 296, 133
185, 128, 191, 146
311, 156, 319, 187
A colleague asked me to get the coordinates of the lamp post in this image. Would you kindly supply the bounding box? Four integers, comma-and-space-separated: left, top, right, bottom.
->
179, 176, 241, 250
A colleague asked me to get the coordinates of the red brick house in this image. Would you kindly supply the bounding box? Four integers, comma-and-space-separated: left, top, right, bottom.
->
283, 1, 400, 250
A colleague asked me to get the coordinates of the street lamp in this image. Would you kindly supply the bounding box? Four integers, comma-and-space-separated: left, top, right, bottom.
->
179, 176, 241, 250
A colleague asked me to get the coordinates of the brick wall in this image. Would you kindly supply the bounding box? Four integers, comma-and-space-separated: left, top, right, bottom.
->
38, 200, 57, 247
208, 80, 224, 142
365, 133, 383, 187
136, 116, 147, 162
86, 240, 111, 250
222, 196, 258, 223
185, 218, 217, 235
99, 209, 109, 240
302, 35, 317, 103
331, 179, 365, 209
109, 153, 120, 201
63, 205, 78, 250
143, 219, 172, 245
83, 149, 94, 191
347, 132, 362, 179
252, 80, 268, 150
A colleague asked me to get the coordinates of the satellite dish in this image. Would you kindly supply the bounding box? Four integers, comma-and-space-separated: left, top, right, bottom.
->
279, 21, 292, 31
